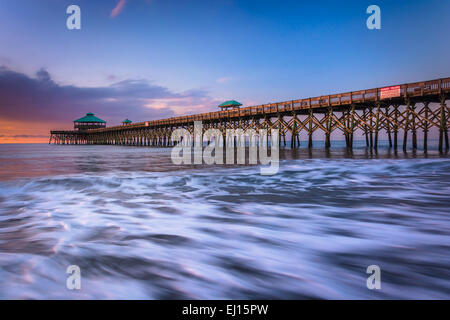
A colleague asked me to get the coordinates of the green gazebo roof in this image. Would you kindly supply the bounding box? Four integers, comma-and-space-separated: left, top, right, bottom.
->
74, 113, 106, 123
218, 100, 242, 108
122, 119, 132, 123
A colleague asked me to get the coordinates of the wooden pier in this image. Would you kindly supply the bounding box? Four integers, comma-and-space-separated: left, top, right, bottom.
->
50, 77, 450, 152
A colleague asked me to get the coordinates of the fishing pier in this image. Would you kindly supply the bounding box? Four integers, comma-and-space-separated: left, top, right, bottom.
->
50, 77, 450, 152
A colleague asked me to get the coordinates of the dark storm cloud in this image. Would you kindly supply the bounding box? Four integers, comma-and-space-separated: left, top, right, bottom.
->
0, 67, 216, 125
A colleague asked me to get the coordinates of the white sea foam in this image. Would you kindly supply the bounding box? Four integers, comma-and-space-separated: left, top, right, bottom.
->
0, 144, 449, 299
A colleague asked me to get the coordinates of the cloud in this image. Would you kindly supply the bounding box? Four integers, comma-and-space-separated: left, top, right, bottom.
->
0, 134, 48, 138
216, 76, 233, 84
0, 56, 12, 67
110, 0, 128, 18
0, 67, 219, 128
106, 74, 118, 82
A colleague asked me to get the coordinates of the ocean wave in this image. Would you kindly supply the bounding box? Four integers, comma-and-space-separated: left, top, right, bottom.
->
0, 146, 449, 299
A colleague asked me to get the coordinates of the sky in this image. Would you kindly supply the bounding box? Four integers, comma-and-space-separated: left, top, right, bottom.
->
0, 0, 449, 143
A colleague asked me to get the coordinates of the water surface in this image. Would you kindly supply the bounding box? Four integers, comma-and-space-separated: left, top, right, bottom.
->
0, 143, 449, 299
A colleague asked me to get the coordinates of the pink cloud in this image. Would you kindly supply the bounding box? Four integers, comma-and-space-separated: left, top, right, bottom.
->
216, 76, 233, 84
110, 0, 128, 18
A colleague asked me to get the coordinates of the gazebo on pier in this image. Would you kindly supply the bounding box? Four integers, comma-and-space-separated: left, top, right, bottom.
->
73, 113, 106, 131
121, 119, 132, 126
218, 100, 242, 110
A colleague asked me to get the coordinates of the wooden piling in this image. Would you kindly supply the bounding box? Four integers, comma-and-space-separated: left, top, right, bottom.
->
439, 96, 446, 152
369, 108, 374, 150
363, 108, 369, 147
374, 103, 380, 150
308, 108, 313, 149
325, 107, 332, 148
385, 106, 392, 148
411, 104, 417, 150
403, 101, 410, 152
350, 104, 355, 149
423, 102, 429, 152
393, 105, 399, 150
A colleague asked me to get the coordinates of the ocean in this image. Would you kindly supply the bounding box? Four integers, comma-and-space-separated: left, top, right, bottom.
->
0, 142, 449, 299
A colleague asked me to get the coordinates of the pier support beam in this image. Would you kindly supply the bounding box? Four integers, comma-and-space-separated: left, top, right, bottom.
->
439, 96, 448, 152
308, 108, 313, 149
325, 107, 332, 148
369, 108, 374, 150
423, 102, 429, 153
385, 106, 392, 148
291, 113, 297, 149
411, 104, 417, 150
393, 105, 399, 151
349, 104, 355, 149
374, 103, 380, 150
363, 108, 369, 147
403, 100, 411, 152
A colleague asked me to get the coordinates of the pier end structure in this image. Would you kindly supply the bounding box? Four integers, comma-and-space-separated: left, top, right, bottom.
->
49, 112, 106, 145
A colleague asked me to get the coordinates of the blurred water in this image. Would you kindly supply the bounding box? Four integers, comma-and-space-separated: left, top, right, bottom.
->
0, 143, 449, 299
